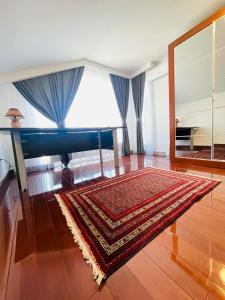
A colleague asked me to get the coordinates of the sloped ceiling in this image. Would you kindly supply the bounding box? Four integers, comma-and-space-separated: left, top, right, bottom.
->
175, 16, 225, 104
0, 0, 224, 78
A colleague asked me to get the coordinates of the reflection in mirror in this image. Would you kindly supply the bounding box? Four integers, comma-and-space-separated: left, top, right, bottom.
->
214, 17, 225, 161
174, 25, 213, 159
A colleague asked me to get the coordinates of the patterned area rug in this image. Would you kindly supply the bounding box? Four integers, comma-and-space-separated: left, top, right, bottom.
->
55, 167, 220, 284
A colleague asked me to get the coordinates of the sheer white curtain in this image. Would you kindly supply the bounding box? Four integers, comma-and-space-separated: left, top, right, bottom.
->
66, 67, 122, 128
65, 67, 122, 164
142, 80, 154, 154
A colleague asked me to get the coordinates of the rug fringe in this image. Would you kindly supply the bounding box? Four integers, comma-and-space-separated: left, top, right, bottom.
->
54, 194, 106, 285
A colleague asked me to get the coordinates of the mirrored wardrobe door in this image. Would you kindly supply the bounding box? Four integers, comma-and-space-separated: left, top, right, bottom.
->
213, 17, 225, 161
174, 25, 213, 160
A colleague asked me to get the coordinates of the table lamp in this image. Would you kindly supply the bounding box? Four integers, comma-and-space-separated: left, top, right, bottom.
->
5, 108, 24, 128
176, 118, 180, 127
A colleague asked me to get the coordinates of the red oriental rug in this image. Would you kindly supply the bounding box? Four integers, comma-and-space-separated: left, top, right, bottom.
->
55, 167, 220, 284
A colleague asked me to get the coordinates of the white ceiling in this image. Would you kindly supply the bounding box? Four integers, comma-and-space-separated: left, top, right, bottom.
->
0, 0, 224, 78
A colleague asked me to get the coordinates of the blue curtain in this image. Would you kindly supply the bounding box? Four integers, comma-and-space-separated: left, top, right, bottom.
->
110, 74, 130, 155
13, 66, 84, 165
131, 72, 146, 154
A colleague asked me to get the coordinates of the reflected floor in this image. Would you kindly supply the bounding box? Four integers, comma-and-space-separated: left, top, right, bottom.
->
177, 148, 225, 160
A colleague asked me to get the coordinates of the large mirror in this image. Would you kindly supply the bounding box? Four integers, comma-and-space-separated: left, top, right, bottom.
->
214, 17, 225, 161
170, 9, 225, 167
174, 25, 213, 160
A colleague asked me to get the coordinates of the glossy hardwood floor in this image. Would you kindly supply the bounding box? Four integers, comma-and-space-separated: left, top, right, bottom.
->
1, 154, 225, 300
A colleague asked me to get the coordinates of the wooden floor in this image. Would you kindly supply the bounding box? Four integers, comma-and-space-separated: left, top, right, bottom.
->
1, 154, 225, 300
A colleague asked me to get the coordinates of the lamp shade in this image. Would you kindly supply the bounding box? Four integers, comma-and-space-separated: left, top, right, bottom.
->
5, 108, 24, 119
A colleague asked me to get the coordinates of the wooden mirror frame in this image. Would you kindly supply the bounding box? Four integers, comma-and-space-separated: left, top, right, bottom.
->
169, 6, 225, 168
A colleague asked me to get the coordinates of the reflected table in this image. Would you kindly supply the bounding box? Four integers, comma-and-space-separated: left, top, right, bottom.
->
176, 127, 198, 151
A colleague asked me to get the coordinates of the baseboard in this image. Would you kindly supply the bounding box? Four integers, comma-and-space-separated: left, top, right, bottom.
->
152, 151, 167, 157
0, 170, 15, 204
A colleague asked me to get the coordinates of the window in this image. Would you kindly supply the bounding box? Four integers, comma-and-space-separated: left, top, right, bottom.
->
66, 67, 122, 128
7, 67, 122, 172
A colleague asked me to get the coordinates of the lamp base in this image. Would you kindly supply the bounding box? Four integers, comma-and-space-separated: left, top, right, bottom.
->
11, 119, 21, 128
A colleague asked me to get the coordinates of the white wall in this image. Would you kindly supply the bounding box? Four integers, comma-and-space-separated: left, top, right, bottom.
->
143, 61, 169, 156
176, 91, 225, 146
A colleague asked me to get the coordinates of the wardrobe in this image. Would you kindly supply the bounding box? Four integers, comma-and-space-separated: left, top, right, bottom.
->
169, 7, 225, 168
